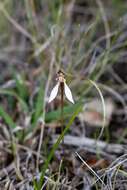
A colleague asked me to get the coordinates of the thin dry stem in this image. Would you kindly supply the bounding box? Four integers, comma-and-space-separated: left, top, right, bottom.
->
36, 52, 55, 170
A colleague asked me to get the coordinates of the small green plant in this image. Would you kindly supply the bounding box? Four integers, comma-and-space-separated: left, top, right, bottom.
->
33, 70, 78, 189
48, 69, 74, 139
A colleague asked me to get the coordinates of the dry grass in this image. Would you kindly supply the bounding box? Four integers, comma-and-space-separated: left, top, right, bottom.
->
0, 0, 127, 189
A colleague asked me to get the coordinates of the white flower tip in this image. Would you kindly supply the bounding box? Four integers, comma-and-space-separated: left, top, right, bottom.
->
48, 97, 52, 103
64, 83, 74, 104
48, 83, 59, 103
68, 96, 74, 104
71, 98, 75, 104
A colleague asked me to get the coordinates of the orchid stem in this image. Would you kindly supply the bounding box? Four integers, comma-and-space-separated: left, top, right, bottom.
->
60, 82, 64, 145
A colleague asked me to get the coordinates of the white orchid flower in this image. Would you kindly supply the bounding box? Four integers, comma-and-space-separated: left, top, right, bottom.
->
48, 71, 74, 104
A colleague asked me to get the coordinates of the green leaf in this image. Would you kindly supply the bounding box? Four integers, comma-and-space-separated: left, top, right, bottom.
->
45, 102, 82, 122
32, 83, 44, 128
0, 105, 16, 129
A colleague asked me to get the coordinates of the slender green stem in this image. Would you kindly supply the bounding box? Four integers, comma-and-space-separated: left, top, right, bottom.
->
37, 105, 82, 189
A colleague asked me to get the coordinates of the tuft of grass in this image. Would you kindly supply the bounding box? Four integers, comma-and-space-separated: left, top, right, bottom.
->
0, 88, 28, 112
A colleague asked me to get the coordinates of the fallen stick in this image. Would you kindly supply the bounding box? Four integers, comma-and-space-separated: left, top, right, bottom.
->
52, 135, 125, 155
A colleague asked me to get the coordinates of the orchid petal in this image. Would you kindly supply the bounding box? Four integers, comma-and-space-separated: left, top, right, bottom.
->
48, 83, 59, 103
64, 83, 74, 104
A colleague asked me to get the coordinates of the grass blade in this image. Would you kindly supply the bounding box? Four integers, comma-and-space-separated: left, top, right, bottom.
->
0, 105, 16, 129
88, 79, 106, 140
